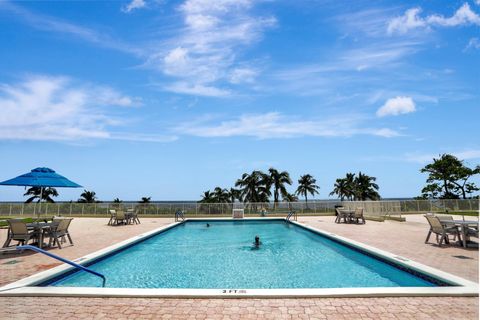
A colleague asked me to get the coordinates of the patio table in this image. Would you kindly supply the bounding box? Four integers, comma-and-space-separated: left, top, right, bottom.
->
442, 220, 479, 248
26, 222, 55, 249
336, 210, 355, 224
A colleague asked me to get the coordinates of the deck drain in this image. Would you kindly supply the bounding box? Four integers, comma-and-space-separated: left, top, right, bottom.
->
2, 259, 21, 265
453, 255, 473, 260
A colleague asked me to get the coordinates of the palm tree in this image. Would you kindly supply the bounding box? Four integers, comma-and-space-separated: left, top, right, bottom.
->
344, 172, 356, 200
78, 190, 97, 203
354, 172, 380, 200
24, 187, 58, 203
282, 192, 298, 210
282, 192, 298, 202
137, 196, 152, 214
213, 187, 230, 203
140, 197, 151, 203
268, 168, 292, 208
235, 170, 270, 210
199, 191, 215, 203
329, 178, 350, 201
228, 188, 242, 203
296, 174, 320, 207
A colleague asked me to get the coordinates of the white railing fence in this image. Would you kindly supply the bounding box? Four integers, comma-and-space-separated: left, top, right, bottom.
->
0, 199, 478, 218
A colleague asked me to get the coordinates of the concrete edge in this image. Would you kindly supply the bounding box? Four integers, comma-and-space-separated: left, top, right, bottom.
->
0, 218, 478, 298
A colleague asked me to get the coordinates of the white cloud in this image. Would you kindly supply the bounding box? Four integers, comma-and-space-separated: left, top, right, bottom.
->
0, 75, 174, 142
368, 91, 438, 105
427, 3, 480, 26
271, 40, 420, 94
455, 149, 480, 160
335, 7, 399, 38
164, 82, 231, 97
388, 3, 480, 35
339, 42, 419, 71
0, 1, 142, 55
376, 96, 416, 117
94, 86, 142, 107
405, 149, 480, 163
387, 8, 427, 35
122, 0, 146, 13
163, 47, 191, 77
185, 13, 219, 30
175, 112, 400, 139
465, 37, 480, 50
147, 0, 275, 96
229, 67, 258, 84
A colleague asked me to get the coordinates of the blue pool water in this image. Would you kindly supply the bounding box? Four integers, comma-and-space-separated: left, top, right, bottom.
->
47, 220, 441, 288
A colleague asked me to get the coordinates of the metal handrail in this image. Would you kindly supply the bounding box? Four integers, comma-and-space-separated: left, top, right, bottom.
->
286, 210, 297, 221
16, 245, 106, 287
175, 210, 185, 222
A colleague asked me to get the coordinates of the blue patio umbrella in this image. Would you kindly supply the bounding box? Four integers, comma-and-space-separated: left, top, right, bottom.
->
0, 167, 82, 215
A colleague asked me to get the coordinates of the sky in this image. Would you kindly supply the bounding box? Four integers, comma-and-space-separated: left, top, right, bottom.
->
0, 0, 479, 201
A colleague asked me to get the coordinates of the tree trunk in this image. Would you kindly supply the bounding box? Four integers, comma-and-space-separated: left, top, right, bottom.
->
274, 188, 278, 209
458, 181, 467, 199
443, 179, 449, 196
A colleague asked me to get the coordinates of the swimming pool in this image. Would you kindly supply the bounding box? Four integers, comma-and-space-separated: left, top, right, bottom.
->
1, 219, 477, 297
47, 220, 441, 288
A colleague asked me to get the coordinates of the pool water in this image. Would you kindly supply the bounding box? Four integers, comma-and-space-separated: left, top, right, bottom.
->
47, 220, 440, 288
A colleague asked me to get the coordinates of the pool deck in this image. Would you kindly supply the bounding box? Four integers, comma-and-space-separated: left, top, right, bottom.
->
0, 215, 478, 319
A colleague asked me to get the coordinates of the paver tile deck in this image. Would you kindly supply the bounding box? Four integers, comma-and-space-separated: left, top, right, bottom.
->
0, 217, 173, 286
297, 215, 478, 282
0, 215, 478, 319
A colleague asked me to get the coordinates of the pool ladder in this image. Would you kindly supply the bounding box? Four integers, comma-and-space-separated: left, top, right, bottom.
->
175, 210, 185, 222
16, 245, 106, 287
286, 210, 297, 221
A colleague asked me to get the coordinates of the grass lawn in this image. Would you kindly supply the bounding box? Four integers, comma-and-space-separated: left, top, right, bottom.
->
447, 211, 480, 217
0, 217, 37, 228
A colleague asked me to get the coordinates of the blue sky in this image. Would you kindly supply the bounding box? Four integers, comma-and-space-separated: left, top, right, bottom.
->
0, 0, 479, 201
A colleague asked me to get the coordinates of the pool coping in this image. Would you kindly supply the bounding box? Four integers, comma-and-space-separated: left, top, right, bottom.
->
0, 218, 478, 298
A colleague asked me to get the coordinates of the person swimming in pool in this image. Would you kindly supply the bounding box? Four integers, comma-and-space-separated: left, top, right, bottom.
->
254, 235, 261, 247
249, 236, 262, 250
206, 223, 210, 227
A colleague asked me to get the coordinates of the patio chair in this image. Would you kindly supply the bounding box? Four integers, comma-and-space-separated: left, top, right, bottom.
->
334, 207, 343, 223
465, 224, 479, 238
424, 215, 460, 246
108, 209, 116, 225
45, 218, 74, 249
2, 219, 37, 248
437, 215, 453, 222
335, 208, 348, 223
114, 211, 127, 225
436, 215, 456, 241
126, 208, 135, 224
130, 210, 141, 224
353, 208, 366, 224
